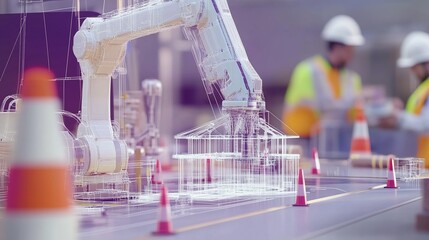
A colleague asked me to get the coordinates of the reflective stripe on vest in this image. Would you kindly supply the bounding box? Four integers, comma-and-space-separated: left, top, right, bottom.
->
405, 78, 429, 168
309, 56, 359, 111
406, 78, 429, 115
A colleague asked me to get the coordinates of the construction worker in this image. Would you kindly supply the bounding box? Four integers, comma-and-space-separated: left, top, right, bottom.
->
378, 31, 429, 168
283, 15, 364, 138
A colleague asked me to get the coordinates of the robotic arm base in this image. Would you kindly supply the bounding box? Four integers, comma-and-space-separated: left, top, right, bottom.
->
76, 136, 128, 175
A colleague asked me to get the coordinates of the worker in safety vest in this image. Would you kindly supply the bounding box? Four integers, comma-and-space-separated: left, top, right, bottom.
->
283, 15, 364, 138
378, 31, 429, 168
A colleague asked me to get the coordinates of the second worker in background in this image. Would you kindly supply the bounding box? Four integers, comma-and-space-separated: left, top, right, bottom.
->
378, 31, 429, 168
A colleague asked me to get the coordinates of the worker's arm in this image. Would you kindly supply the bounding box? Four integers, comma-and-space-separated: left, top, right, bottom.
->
284, 61, 315, 107
283, 61, 318, 136
397, 99, 429, 132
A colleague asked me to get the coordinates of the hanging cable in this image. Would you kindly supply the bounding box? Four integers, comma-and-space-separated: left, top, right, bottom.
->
17, 2, 28, 94
41, 1, 51, 71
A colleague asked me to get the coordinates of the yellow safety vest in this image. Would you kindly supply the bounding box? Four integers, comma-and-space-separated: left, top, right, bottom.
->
283, 55, 362, 137
406, 78, 429, 168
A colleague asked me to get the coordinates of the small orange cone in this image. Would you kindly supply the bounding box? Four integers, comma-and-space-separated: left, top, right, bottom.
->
206, 159, 212, 183
350, 106, 371, 158
293, 169, 309, 207
151, 159, 163, 184
385, 158, 398, 189
5, 68, 76, 240
153, 185, 175, 235
311, 148, 321, 175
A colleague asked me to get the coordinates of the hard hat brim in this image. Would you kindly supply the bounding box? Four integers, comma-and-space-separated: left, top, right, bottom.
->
323, 35, 365, 46
397, 54, 429, 68
397, 58, 414, 68
342, 36, 365, 46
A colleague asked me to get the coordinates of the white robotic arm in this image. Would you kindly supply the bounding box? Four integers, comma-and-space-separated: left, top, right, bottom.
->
183, 0, 263, 109
73, 0, 264, 174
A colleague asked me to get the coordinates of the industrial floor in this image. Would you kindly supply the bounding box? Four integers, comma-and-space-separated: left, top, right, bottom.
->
0, 159, 428, 240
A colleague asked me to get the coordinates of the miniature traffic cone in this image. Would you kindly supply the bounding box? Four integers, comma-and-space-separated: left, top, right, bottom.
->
5, 68, 76, 240
205, 158, 212, 183
311, 148, 321, 175
350, 105, 371, 158
385, 158, 398, 188
153, 185, 175, 235
293, 169, 309, 206
151, 159, 163, 184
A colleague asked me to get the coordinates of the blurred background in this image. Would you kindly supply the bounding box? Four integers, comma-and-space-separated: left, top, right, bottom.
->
1, 0, 428, 142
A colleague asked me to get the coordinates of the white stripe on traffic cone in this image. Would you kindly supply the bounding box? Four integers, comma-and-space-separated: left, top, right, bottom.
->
385, 158, 398, 189
312, 148, 321, 175
350, 107, 371, 158
153, 185, 175, 235
293, 169, 309, 207
5, 68, 76, 240
151, 159, 163, 184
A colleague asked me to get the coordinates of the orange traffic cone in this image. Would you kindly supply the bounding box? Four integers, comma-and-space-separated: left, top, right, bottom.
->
385, 158, 398, 189
5, 68, 76, 240
151, 159, 163, 184
205, 159, 212, 183
311, 148, 321, 175
350, 106, 371, 158
153, 185, 175, 235
293, 169, 309, 207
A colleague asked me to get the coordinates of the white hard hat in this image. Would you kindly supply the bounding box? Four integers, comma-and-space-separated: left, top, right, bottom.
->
322, 15, 365, 46
397, 31, 429, 68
